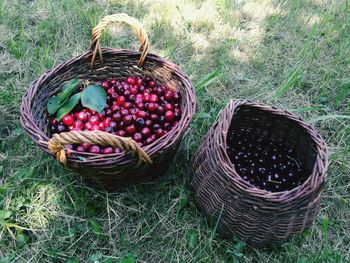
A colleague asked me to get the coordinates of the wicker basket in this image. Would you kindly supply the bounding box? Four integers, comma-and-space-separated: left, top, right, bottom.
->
192, 99, 328, 246
20, 14, 195, 191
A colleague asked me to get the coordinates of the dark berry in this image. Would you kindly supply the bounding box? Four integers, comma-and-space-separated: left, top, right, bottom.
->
89, 145, 101, 153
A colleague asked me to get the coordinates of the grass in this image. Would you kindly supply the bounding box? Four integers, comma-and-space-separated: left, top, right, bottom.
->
0, 0, 349, 262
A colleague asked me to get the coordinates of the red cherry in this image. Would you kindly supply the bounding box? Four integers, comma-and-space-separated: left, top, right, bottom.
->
172, 121, 179, 127
51, 118, 57, 125
89, 145, 101, 153
111, 92, 118, 100
89, 116, 100, 125
164, 122, 172, 131
92, 125, 101, 131
111, 104, 120, 111
156, 128, 165, 138
153, 124, 161, 130
145, 137, 155, 145
137, 102, 145, 109
65, 144, 74, 151
124, 90, 131, 97
126, 125, 136, 135
145, 119, 153, 127
143, 94, 150, 102
165, 111, 175, 121
148, 103, 157, 112
77, 111, 88, 122
133, 132, 142, 142
76, 146, 85, 152
107, 88, 114, 95
101, 81, 109, 89
103, 147, 114, 154
98, 122, 105, 129
164, 90, 174, 101
123, 102, 132, 109
103, 118, 111, 127
150, 94, 159, 103
165, 103, 174, 111
130, 87, 138, 95
150, 114, 158, 122
120, 109, 129, 116
81, 143, 91, 150
155, 86, 164, 96
118, 121, 125, 129
123, 115, 134, 125
137, 110, 148, 119
173, 92, 181, 102
109, 121, 117, 129
136, 78, 143, 87
126, 76, 136, 85
62, 115, 74, 126
129, 108, 139, 115
148, 80, 156, 88
85, 122, 93, 130
73, 120, 84, 130
117, 130, 126, 137
141, 127, 151, 137
105, 109, 112, 116
112, 112, 122, 122
157, 106, 165, 114
116, 96, 126, 106
68, 125, 74, 131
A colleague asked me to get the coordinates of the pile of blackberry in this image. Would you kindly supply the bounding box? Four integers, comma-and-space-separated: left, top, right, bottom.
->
226, 128, 307, 192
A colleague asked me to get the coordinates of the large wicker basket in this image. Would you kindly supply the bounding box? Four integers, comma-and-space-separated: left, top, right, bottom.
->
20, 14, 195, 191
192, 99, 328, 246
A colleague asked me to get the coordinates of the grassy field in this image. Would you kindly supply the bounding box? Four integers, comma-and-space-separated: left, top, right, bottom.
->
1, 0, 350, 262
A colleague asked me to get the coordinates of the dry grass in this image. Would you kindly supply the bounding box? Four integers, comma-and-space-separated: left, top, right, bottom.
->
0, 0, 349, 262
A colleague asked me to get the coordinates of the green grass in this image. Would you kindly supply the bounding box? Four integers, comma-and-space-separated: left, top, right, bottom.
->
1, 0, 350, 262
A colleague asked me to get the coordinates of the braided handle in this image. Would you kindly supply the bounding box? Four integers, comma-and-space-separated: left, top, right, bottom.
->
90, 13, 150, 68
48, 131, 152, 166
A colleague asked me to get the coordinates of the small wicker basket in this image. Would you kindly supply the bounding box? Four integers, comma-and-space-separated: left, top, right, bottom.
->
192, 99, 328, 246
20, 13, 195, 190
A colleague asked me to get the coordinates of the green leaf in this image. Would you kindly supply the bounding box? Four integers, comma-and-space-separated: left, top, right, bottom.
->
59, 78, 80, 102
47, 79, 80, 115
81, 85, 107, 113
195, 68, 221, 92
47, 96, 61, 114
56, 93, 81, 121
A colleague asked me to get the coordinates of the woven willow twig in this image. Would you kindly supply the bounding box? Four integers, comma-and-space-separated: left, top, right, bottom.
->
90, 13, 149, 68
20, 13, 196, 190
191, 99, 328, 247
48, 131, 152, 166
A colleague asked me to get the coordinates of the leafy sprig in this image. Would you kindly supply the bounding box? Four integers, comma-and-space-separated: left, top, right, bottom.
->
47, 79, 107, 121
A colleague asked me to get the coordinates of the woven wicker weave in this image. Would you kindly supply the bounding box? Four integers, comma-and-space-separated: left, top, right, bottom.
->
20, 14, 195, 190
192, 99, 328, 246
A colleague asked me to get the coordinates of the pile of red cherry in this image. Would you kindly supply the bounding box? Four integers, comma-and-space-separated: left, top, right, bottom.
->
226, 127, 307, 192
50, 76, 182, 154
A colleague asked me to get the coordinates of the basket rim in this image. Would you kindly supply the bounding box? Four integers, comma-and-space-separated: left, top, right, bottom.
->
20, 48, 196, 166
213, 99, 328, 202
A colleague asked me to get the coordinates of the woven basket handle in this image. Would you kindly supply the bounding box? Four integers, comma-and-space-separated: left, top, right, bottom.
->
48, 130, 152, 166
90, 13, 149, 68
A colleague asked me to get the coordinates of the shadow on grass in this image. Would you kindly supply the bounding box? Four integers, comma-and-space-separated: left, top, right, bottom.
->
1, 0, 349, 262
